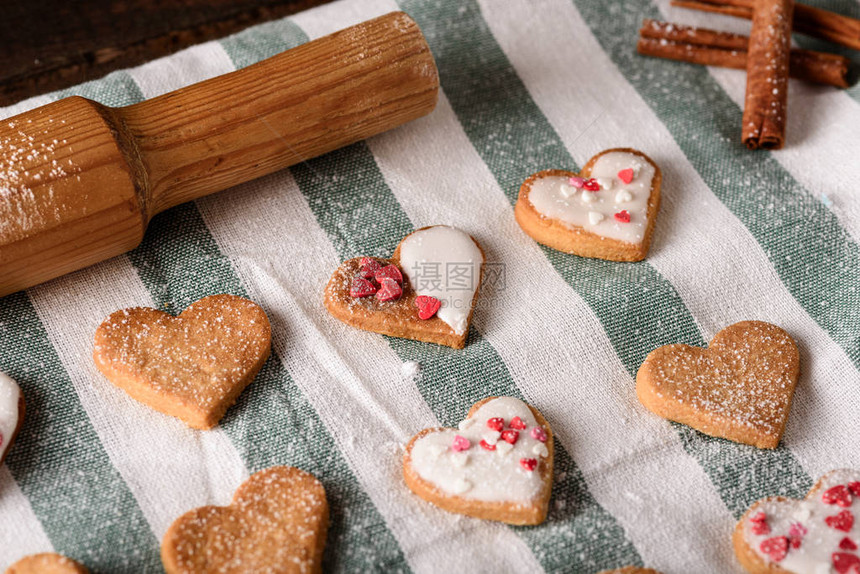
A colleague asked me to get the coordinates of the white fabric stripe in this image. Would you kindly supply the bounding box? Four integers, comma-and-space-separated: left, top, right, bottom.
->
196, 167, 544, 573
127, 41, 236, 98
0, 95, 53, 121
369, 80, 733, 570
27, 256, 248, 538
289, 0, 394, 38
657, 0, 860, 245
490, 0, 860, 484
0, 465, 53, 564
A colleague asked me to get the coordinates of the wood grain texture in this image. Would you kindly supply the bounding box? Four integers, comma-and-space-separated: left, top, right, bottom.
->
0, 11, 439, 297
0, 0, 332, 106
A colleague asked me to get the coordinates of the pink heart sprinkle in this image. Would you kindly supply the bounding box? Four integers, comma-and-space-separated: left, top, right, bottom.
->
618, 168, 634, 184
569, 176, 584, 188
530, 427, 547, 442
452, 435, 470, 452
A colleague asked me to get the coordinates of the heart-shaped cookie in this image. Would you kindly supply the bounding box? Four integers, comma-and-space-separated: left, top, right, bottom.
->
5, 553, 89, 574
324, 225, 484, 349
403, 396, 554, 525
636, 321, 799, 449
0, 371, 24, 465
93, 294, 271, 430
515, 148, 661, 262
161, 466, 329, 574
734, 469, 860, 574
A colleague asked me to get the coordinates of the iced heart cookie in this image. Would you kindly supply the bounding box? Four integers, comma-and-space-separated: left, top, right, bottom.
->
162, 466, 328, 574
324, 225, 484, 349
0, 371, 24, 465
514, 148, 661, 262
403, 396, 553, 525
734, 469, 860, 574
5, 553, 88, 574
637, 321, 799, 449
93, 294, 271, 430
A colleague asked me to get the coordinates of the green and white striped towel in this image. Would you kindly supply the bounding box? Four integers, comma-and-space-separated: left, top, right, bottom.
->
2, 0, 859, 572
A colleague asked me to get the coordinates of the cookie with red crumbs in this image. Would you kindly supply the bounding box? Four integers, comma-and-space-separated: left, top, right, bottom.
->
324, 225, 484, 349
515, 148, 661, 262
93, 294, 271, 430
162, 466, 328, 574
403, 396, 553, 525
734, 469, 860, 573
0, 371, 24, 465
637, 321, 799, 449
5, 553, 88, 574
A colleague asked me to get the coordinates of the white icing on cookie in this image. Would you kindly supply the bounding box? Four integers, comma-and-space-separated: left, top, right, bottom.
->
527, 151, 655, 244
743, 469, 860, 573
409, 397, 549, 503
0, 372, 22, 460
399, 226, 483, 336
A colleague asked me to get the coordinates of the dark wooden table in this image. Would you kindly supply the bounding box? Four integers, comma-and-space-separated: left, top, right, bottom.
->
0, 0, 331, 107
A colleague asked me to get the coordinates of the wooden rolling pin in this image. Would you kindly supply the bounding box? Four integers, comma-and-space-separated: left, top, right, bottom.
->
0, 12, 438, 297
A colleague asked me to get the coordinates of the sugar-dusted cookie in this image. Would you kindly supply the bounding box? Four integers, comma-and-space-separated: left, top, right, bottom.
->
162, 466, 329, 574
93, 294, 271, 430
734, 469, 860, 573
324, 225, 484, 349
0, 371, 24, 465
514, 148, 661, 262
403, 396, 553, 525
636, 321, 799, 449
597, 568, 663, 574
5, 553, 88, 574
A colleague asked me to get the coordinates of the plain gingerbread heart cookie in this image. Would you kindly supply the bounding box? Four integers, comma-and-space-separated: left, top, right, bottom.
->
403, 396, 553, 525
515, 148, 661, 262
0, 371, 24, 466
636, 321, 799, 449
93, 294, 271, 430
734, 469, 860, 573
324, 225, 484, 349
161, 466, 329, 574
5, 553, 88, 574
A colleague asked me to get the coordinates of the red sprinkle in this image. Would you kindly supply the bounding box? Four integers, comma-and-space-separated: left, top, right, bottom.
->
750, 511, 767, 523
509, 416, 527, 430
500, 430, 519, 445
479, 439, 496, 451
375, 264, 403, 285
834, 553, 860, 574
350, 277, 377, 298
826, 510, 855, 533
583, 178, 600, 191
358, 257, 382, 279
617, 168, 634, 184
824, 485, 854, 508
614, 210, 631, 223
789, 535, 802, 549
415, 295, 441, 320
750, 512, 770, 535
759, 537, 789, 563
486, 417, 505, 432
530, 427, 547, 442
375, 277, 402, 302
840, 537, 859, 551
849, 482, 860, 497
452, 435, 470, 452
519, 458, 538, 472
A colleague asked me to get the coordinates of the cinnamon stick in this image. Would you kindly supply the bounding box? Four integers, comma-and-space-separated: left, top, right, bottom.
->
743, 0, 794, 150
672, 0, 860, 50
638, 20, 851, 88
